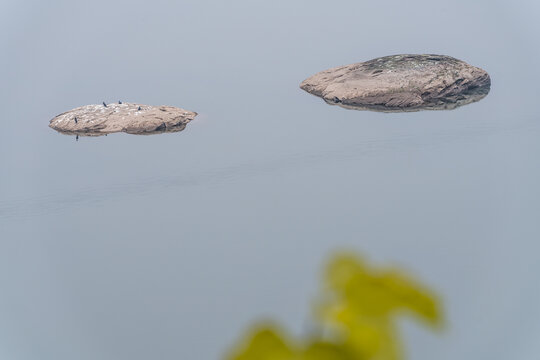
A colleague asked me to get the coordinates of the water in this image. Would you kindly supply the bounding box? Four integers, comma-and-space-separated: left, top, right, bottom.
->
1, 1, 540, 359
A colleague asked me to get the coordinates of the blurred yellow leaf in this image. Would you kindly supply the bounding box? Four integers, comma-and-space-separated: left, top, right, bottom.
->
226, 324, 359, 360
226, 252, 443, 360
226, 325, 296, 360
320, 253, 442, 325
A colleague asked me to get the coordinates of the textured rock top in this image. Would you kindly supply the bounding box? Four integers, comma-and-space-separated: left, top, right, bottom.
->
49, 102, 197, 136
300, 54, 491, 112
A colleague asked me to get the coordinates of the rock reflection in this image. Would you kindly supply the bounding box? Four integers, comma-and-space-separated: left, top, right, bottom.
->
51, 122, 189, 137
325, 84, 490, 112
226, 252, 443, 360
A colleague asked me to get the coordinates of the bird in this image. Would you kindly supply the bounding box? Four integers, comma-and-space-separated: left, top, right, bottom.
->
118, 100, 122, 104
103, 102, 108, 107
74, 117, 78, 124
76, 135, 79, 141
138, 106, 142, 111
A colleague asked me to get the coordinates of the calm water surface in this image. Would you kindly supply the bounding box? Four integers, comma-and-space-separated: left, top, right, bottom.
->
1, 1, 540, 359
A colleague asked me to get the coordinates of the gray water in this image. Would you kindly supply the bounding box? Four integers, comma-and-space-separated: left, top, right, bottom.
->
1, 0, 540, 359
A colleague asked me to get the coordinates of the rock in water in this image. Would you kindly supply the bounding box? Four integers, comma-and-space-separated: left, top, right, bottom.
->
300, 54, 491, 112
49, 103, 197, 136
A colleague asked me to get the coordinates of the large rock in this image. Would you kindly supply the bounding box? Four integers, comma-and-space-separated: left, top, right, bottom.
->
49, 102, 197, 136
300, 54, 490, 112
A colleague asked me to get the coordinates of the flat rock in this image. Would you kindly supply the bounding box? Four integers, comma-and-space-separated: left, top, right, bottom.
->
300, 54, 491, 112
49, 103, 197, 136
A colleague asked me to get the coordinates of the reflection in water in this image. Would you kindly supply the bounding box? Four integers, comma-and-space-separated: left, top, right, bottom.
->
226, 252, 443, 360
51, 122, 189, 138
326, 84, 490, 113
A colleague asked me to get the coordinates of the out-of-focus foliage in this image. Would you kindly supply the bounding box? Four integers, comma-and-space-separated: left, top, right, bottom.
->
317, 253, 443, 360
226, 252, 443, 360
227, 324, 359, 360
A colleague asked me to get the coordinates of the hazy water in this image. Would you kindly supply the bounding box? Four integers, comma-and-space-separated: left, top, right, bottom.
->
1, 1, 540, 359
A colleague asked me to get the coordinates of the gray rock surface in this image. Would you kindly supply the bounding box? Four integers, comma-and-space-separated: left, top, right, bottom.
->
49, 103, 197, 136
300, 54, 491, 112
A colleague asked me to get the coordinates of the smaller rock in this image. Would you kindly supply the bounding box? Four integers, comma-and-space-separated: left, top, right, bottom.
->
49, 102, 197, 136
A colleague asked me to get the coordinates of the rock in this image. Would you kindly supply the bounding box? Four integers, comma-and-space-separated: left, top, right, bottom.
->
300, 54, 491, 112
49, 103, 197, 136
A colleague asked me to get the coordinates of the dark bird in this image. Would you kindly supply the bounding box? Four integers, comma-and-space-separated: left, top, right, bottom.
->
74, 117, 78, 124
118, 100, 122, 104
138, 106, 142, 111
76, 135, 79, 141
103, 102, 108, 107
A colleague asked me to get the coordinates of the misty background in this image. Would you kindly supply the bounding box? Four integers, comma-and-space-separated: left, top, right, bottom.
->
1, 0, 540, 359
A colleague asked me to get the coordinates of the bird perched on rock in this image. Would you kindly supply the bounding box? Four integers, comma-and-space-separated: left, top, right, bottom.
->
103, 102, 108, 107
118, 101, 122, 104
138, 106, 142, 111
74, 117, 78, 124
